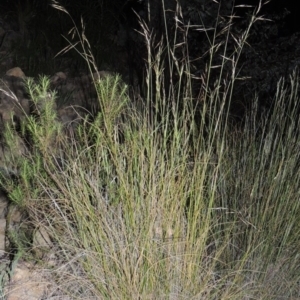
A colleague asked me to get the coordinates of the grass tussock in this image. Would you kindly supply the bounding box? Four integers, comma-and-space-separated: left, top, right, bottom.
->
0, 1, 300, 299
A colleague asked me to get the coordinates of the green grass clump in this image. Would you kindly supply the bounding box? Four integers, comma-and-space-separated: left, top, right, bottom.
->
0, 1, 299, 299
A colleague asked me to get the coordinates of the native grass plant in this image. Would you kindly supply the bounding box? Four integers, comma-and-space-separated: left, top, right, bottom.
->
0, 0, 300, 299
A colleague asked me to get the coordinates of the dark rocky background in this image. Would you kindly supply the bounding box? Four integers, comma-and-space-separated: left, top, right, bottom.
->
0, 0, 299, 119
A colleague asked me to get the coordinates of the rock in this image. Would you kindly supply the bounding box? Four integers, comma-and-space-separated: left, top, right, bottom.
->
32, 226, 53, 259
0, 191, 8, 218
6, 67, 26, 78
50, 71, 67, 85
6, 261, 48, 300
7, 205, 23, 228
0, 218, 6, 256
0, 73, 30, 127
0, 194, 9, 254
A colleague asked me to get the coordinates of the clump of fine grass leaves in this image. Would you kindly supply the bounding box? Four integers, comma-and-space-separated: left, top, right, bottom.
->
0, 1, 300, 299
